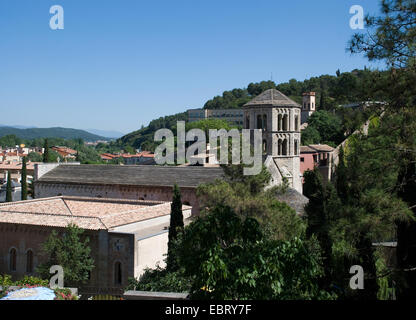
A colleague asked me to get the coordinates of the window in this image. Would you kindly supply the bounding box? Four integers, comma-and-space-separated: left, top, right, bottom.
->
9, 248, 17, 272
301, 157, 305, 162
26, 250, 33, 273
114, 262, 122, 285
257, 115, 263, 129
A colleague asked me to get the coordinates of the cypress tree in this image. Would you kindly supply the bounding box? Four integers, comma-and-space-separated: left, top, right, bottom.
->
6, 171, 12, 202
304, 169, 332, 287
43, 139, 49, 163
21, 156, 27, 200
167, 184, 184, 271
335, 145, 348, 201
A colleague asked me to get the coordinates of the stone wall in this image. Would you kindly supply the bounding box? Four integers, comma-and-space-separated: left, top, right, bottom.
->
0, 223, 134, 289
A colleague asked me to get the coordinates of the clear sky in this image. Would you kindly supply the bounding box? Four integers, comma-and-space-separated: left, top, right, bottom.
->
0, 0, 383, 134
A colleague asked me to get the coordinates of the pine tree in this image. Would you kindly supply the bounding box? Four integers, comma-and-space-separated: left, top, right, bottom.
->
21, 156, 28, 200
43, 139, 49, 163
167, 184, 184, 271
5, 171, 12, 202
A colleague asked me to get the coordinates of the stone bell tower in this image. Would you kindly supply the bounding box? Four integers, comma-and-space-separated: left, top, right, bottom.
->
243, 89, 302, 193
301, 91, 316, 123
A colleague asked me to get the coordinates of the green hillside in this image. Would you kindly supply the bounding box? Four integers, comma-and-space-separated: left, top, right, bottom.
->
0, 127, 106, 142
119, 68, 387, 150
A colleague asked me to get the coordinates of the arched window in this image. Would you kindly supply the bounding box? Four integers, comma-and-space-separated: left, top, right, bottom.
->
114, 262, 122, 285
282, 115, 288, 131
257, 115, 263, 129
278, 114, 282, 131
9, 248, 17, 272
295, 115, 299, 131
262, 115, 267, 131
262, 140, 267, 155
26, 250, 33, 273
294, 140, 298, 155
282, 139, 288, 156
278, 139, 283, 156
245, 116, 250, 129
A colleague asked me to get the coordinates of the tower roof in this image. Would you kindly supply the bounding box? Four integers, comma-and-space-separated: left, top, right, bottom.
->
243, 89, 301, 108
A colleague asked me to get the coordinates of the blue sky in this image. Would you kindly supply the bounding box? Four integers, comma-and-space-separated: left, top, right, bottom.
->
0, 0, 383, 134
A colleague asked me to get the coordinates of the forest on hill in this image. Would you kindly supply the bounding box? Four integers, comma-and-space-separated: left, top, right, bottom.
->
0, 126, 106, 142
118, 68, 386, 151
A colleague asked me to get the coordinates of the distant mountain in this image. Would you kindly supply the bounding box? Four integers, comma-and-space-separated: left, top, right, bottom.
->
0, 127, 106, 142
86, 129, 125, 139
0, 124, 36, 129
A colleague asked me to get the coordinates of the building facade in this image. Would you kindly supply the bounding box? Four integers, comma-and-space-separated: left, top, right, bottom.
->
188, 108, 244, 125
301, 92, 316, 124
0, 196, 192, 291
34, 164, 224, 216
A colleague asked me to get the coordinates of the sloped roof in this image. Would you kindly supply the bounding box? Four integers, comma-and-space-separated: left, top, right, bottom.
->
37, 164, 224, 188
0, 196, 190, 230
244, 89, 301, 108
308, 144, 334, 152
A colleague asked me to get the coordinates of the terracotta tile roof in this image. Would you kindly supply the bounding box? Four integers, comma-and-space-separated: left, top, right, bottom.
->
300, 146, 317, 153
308, 144, 334, 152
0, 161, 40, 170
51, 146, 77, 155
0, 196, 190, 230
300, 144, 334, 153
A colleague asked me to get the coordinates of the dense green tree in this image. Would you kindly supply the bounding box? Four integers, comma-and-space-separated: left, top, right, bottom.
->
304, 169, 341, 290
37, 224, 94, 287
5, 171, 12, 202
167, 184, 184, 271
197, 164, 305, 240
335, 145, 348, 200
302, 110, 344, 146
177, 204, 334, 299
27, 151, 42, 162
349, 1, 416, 298
395, 154, 416, 299
21, 156, 27, 200
301, 126, 321, 146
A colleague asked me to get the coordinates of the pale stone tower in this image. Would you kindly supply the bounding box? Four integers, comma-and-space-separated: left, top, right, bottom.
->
301, 92, 316, 123
243, 89, 302, 193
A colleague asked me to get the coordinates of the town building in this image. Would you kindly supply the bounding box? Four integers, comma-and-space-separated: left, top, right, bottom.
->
34, 164, 225, 215
187, 108, 244, 125
100, 152, 155, 165
51, 146, 77, 160
301, 92, 316, 124
0, 180, 22, 202
243, 88, 303, 193
0, 161, 40, 184
300, 144, 334, 184
0, 196, 192, 293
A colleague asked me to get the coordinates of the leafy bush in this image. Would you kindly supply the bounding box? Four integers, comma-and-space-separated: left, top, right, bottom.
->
13, 276, 49, 288
54, 288, 78, 300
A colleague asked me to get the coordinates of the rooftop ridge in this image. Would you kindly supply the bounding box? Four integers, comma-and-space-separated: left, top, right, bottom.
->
243, 88, 301, 108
